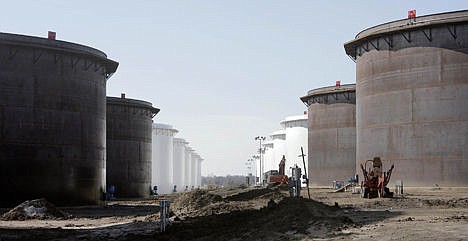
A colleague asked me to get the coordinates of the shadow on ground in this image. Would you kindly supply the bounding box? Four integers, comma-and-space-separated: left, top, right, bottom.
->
63, 204, 160, 218
0, 197, 401, 241
152, 197, 401, 241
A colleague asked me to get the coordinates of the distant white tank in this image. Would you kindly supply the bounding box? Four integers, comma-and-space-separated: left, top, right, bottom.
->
191, 153, 202, 188
262, 141, 275, 172
196, 157, 203, 188
184, 147, 193, 190
173, 138, 188, 192
190, 152, 199, 189
270, 130, 286, 174
152, 123, 178, 194
280, 114, 308, 186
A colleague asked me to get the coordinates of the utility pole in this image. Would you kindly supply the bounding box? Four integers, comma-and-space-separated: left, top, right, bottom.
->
251, 155, 259, 185
246, 158, 255, 185
299, 147, 311, 199
254, 136, 266, 186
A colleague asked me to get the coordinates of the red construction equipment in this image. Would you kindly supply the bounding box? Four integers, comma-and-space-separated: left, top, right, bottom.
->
268, 155, 288, 184
360, 157, 394, 198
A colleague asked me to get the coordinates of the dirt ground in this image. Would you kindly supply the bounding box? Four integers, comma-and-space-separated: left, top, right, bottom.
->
0, 186, 467, 241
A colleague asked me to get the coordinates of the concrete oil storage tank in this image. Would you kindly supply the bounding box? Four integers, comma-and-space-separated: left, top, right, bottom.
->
152, 123, 178, 194
280, 114, 308, 178
173, 138, 188, 192
0, 32, 118, 206
344, 10, 468, 186
301, 84, 356, 186
106, 95, 159, 198
184, 147, 194, 190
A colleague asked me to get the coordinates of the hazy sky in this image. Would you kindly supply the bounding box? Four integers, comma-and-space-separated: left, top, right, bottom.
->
2, 1, 466, 176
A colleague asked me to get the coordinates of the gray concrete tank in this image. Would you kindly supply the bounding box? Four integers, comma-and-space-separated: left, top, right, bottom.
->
300, 84, 356, 186
106, 95, 159, 198
0, 32, 118, 207
344, 10, 468, 186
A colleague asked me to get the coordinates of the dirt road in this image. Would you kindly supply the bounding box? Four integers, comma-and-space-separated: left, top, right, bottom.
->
0, 186, 467, 240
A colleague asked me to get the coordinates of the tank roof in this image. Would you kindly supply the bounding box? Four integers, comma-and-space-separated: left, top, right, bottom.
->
270, 130, 286, 137
301, 84, 356, 99
173, 138, 188, 143
344, 10, 468, 58
0, 32, 118, 75
153, 123, 178, 132
107, 96, 159, 114
300, 84, 356, 106
280, 114, 308, 124
262, 140, 274, 145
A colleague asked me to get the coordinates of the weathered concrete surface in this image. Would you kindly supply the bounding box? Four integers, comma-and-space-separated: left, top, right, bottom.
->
301, 85, 356, 186
345, 11, 468, 186
0, 32, 118, 207
106, 97, 159, 198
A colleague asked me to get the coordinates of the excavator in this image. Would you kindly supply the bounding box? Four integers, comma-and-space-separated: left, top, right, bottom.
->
267, 151, 310, 199
268, 155, 288, 184
360, 157, 395, 198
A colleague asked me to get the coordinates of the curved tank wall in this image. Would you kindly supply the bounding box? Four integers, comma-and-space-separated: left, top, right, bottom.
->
152, 123, 178, 194
345, 10, 468, 186
195, 155, 201, 188
106, 96, 159, 198
184, 147, 193, 190
262, 141, 275, 172
301, 84, 356, 186
270, 130, 286, 174
0, 32, 118, 207
280, 115, 308, 179
173, 138, 188, 192
196, 158, 203, 188
190, 152, 199, 189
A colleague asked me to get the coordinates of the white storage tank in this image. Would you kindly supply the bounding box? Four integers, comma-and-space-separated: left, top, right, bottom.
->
196, 157, 203, 188
172, 138, 188, 192
184, 147, 193, 190
152, 123, 178, 194
262, 141, 275, 172
280, 114, 308, 182
270, 130, 286, 174
190, 152, 199, 189
192, 153, 202, 188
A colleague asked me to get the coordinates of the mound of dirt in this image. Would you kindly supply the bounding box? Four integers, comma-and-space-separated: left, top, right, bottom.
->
224, 188, 275, 201
160, 197, 354, 240
171, 190, 224, 218
170, 188, 288, 220
1, 199, 69, 220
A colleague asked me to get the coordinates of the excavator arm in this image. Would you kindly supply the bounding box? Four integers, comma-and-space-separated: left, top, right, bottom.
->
383, 164, 394, 186
360, 163, 368, 182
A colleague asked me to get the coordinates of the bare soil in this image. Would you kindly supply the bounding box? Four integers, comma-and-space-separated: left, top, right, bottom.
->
0, 186, 467, 240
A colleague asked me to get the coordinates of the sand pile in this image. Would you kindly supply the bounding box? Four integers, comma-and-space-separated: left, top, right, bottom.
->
171, 190, 224, 219
224, 188, 275, 201
161, 197, 354, 240
171, 188, 288, 219
1, 199, 69, 220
